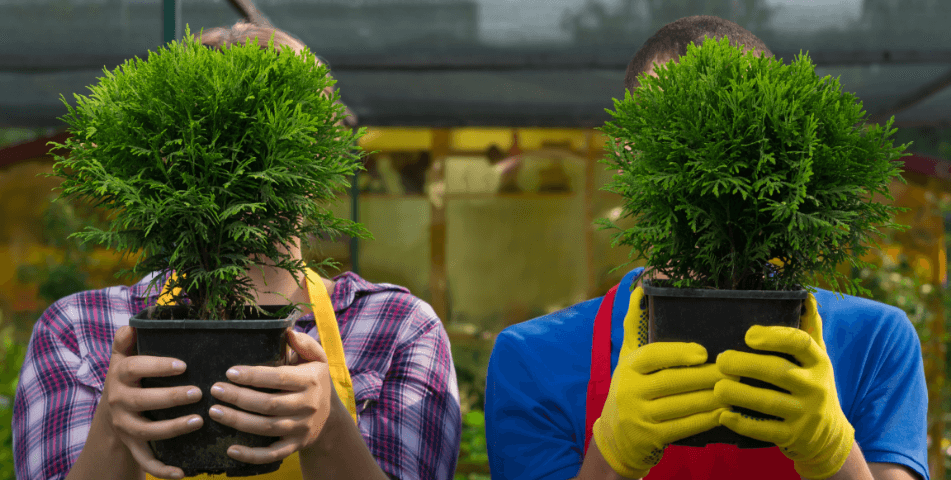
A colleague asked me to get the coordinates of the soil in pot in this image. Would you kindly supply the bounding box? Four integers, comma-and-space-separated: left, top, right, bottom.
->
129, 304, 300, 477
642, 279, 807, 449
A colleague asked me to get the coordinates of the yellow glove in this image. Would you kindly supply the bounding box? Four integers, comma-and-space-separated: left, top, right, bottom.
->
593, 286, 729, 479
714, 293, 855, 479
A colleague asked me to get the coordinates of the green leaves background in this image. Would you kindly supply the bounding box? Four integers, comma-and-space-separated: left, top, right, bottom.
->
599, 36, 911, 295
46, 25, 370, 320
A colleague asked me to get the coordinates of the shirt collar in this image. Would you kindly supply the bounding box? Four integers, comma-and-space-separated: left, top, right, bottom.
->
130, 270, 172, 300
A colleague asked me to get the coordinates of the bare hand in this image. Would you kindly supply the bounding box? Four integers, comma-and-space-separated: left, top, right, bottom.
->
101, 325, 203, 479
207, 329, 334, 464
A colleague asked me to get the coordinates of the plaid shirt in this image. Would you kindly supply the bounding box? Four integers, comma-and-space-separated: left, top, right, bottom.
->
13, 270, 461, 480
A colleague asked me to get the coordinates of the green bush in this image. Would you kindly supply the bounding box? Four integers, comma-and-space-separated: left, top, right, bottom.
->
46, 24, 369, 321
599, 36, 910, 294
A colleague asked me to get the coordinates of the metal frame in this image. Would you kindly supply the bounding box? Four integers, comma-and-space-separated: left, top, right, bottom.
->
6, 49, 951, 73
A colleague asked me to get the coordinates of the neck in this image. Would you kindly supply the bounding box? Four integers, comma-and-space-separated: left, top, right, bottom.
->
244, 238, 334, 307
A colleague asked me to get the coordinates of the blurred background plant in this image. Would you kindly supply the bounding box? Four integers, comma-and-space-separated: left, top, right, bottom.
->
852, 188, 951, 472
0, 319, 28, 480
15, 194, 124, 306
0, 190, 136, 480
449, 326, 494, 478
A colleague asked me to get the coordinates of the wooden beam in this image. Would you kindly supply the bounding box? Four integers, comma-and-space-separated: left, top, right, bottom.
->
869, 67, 951, 124
9, 48, 951, 73
584, 129, 598, 298
429, 129, 450, 324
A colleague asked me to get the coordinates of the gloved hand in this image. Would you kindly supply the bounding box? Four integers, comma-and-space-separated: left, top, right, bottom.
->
593, 286, 729, 479
714, 293, 855, 479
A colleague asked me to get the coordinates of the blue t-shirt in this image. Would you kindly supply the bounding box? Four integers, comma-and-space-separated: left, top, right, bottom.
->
485, 267, 929, 480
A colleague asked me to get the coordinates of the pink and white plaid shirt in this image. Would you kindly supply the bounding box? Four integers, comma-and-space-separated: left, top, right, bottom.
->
13, 270, 461, 480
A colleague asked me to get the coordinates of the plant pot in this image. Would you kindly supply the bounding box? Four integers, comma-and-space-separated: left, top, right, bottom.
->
128, 304, 301, 477
642, 279, 807, 449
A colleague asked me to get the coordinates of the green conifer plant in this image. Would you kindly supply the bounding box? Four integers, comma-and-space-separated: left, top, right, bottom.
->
46, 25, 370, 320
599, 36, 910, 296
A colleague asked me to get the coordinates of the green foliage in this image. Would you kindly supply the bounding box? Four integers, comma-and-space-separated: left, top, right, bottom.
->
598, 36, 910, 295
459, 410, 488, 464
0, 320, 28, 480
454, 409, 490, 480
853, 192, 951, 472
45, 25, 371, 320
16, 194, 130, 305
451, 334, 493, 416
451, 331, 493, 479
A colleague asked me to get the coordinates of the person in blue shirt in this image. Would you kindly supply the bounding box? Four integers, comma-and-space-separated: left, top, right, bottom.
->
484, 15, 929, 480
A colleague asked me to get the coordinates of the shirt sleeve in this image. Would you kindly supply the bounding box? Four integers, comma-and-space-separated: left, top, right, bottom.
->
845, 306, 930, 480
360, 303, 462, 480
13, 296, 106, 480
485, 330, 582, 480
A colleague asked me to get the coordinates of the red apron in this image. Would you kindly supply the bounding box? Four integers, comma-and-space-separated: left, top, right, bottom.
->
583, 285, 798, 479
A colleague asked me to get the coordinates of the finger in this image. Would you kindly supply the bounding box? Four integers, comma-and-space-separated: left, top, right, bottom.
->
645, 389, 728, 423
117, 355, 188, 386
800, 293, 826, 351
287, 330, 328, 364
620, 286, 649, 357
658, 407, 729, 445
208, 403, 298, 437
286, 347, 300, 366
112, 325, 138, 358
631, 342, 708, 374
641, 363, 726, 399
122, 411, 206, 441
124, 433, 190, 479
744, 326, 825, 368
719, 410, 791, 446
132, 385, 205, 416
225, 363, 312, 393
713, 378, 802, 419
211, 379, 300, 417
226, 438, 298, 465
716, 350, 807, 393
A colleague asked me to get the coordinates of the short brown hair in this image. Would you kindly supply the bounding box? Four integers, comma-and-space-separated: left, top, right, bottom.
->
192, 21, 357, 127
624, 15, 773, 93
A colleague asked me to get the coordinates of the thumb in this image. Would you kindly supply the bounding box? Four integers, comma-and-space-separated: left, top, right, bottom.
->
112, 325, 137, 358
287, 330, 328, 364
800, 293, 826, 351
620, 286, 648, 358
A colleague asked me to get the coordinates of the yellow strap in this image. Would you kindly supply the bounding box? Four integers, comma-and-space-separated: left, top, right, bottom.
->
145, 269, 357, 480
304, 268, 359, 426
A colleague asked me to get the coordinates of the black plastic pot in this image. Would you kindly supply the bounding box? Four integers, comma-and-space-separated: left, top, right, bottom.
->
642, 279, 807, 449
128, 304, 300, 477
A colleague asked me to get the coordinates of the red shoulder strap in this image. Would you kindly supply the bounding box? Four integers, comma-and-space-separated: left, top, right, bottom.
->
583, 284, 618, 456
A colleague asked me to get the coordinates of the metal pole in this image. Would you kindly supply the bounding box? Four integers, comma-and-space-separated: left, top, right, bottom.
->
163, 0, 182, 44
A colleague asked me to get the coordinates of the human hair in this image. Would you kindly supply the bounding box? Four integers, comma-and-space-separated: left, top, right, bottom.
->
192, 20, 357, 126
624, 15, 774, 93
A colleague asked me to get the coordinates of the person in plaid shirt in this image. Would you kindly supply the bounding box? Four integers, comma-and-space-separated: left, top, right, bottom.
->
12, 21, 461, 480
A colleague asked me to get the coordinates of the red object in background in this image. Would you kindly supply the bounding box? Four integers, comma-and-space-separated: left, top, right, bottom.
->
901, 153, 951, 180
12, 284, 40, 312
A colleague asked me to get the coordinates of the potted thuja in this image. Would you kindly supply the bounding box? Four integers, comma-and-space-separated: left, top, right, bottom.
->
46, 25, 370, 476
598, 36, 909, 448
